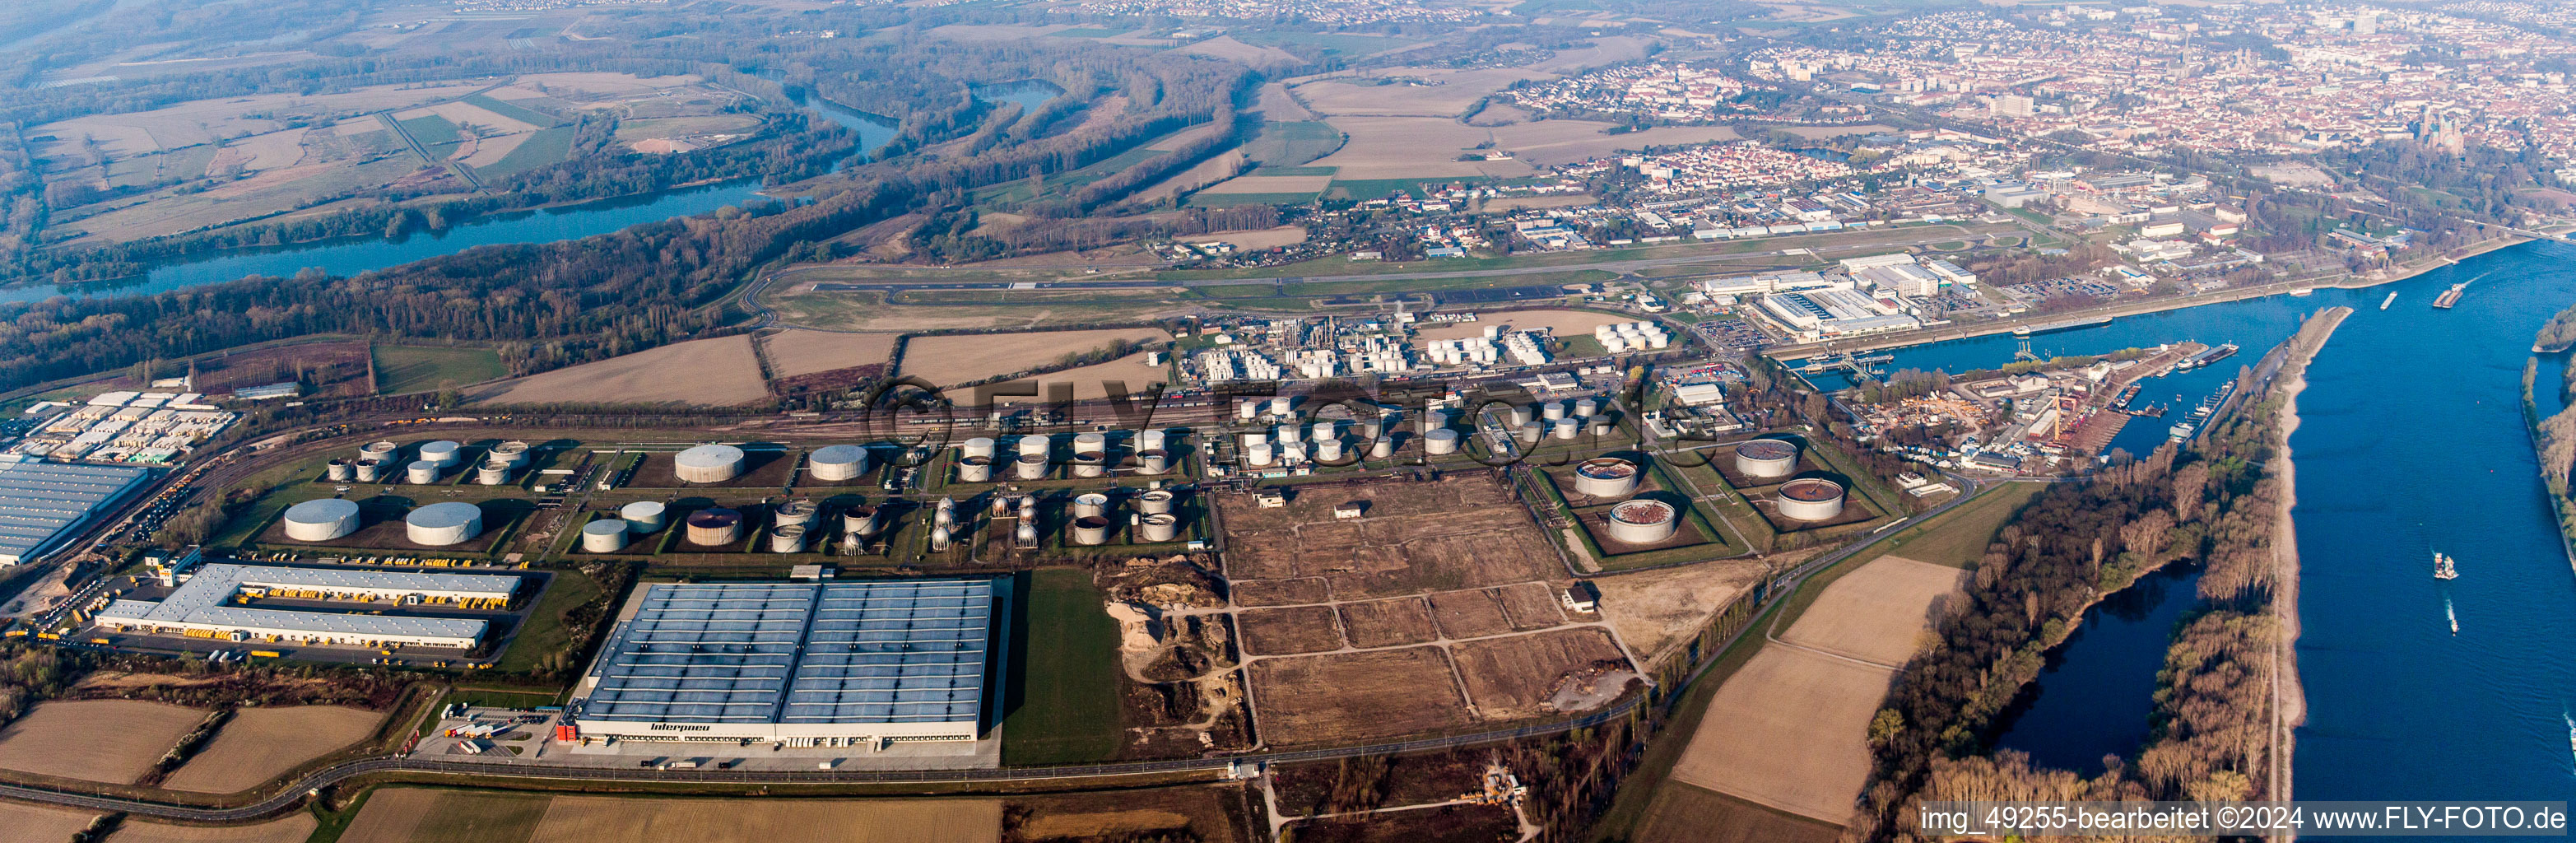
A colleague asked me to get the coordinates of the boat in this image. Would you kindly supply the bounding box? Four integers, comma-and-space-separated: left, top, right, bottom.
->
2020, 316, 2112, 336
2434, 551, 2459, 580
2290, 287, 2313, 296
2564, 706, 2574, 765
2169, 421, 2196, 440
2434, 282, 2467, 309
2181, 342, 2239, 370
2382, 291, 2398, 310
2448, 598, 2458, 636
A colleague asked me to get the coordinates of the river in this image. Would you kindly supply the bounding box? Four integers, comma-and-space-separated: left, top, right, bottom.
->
1819, 240, 2576, 822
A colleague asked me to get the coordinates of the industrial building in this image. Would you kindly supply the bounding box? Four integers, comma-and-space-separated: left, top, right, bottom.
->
94, 563, 518, 649
0, 457, 153, 566
569, 579, 997, 747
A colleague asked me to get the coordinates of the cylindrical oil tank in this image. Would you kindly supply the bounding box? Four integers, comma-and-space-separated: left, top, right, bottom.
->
1267, 396, 1291, 417
1574, 458, 1643, 498
1074, 492, 1109, 519
1238, 431, 1265, 449
1552, 417, 1581, 440
770, 524, 808, 553
1588, 414, 1616, 435
958, 455, 994, 482
1275, 424, 1299, 445
1358, 417, 1385, 440
1369, 437, 1395, 459
809, 445, 870, 482
1139, 513, 1180, 543
1316, 439, 1346, 462
675, 445, 746, 484
1735, 439, 1800, 478
281, 498, 360, 542
1311, 420, 1337, 442
1606, 500, 1680, 545
1015, 453, 1049, 479
325, 459, 354, 482
1542, 402, 1568, 422
1777, 478, 1848, 522
843, 505, 883, 538
1016, 435, 1051, 458
1509, 404, 1536, 427
581, 519, 630, 553
1137, 429, 1169, 453
1574, 398, 1599, 417
361, 440, 398, 460
1137, 449, 1171, 475
1246, 441, 1276, 466
1425, 428, 1461, 454
419, 440, 463, 468
406, 501, 483, 547
1073, 432, 1106, 454
1237, 399, 1259, 420
686, 508, 743, 546
405, 459, 441, 484
775, 500, 819, 529
354, 459, 386, 483
620, 501, 667, 533
1426, 407, 1457, 431
961, 437, 997, 459
1072, 515, 1112, 546
1282, 441, 1307, 463
491, 441, 532, 469
1137, 489, 1176, 515
1072, 453, 1105, 478
475, 461, 509, 485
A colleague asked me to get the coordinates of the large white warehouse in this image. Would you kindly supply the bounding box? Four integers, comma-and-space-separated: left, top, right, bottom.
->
0, 458, 152, 566
94, 564, 518, 649
570, 579, 997, 747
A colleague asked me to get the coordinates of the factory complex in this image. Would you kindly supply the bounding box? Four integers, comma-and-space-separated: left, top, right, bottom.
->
570, 579, 997, 747
94, 563, 518, 649
0, 457, 153, 566
1699, 252, 1977, 341
12, 390, 239, 465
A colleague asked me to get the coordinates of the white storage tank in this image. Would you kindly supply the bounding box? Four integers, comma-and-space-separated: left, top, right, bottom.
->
775, 500, 819, 529
354, 459, 387, 483
961, 437, 997, 459
1246, 441, 1276, 466
1074, 493, 1110, 519
406, 502, 483, 547
1137, 449, 1172, 475
1542, 402, 1568, 422
1139, 513, 1180, 543
1237, 399, 1259, 421
1137, 429, 1169, 453
958, 455, 995, 482
1573, 458, 1643, 499
1574, 398, 1599, 417
620, 501, 667, 533
1735, 439, 1801, 478
281, 498, 360, 543
475, 460, 510, 485
686, 508, 744, 546
675, 445, 746, 484
491, 441, 532, 469
1777, 478, 1848, 522
581, 519, 631, 553
1073, 432, 1107, 454
361, 440, 400, 460
1137, 489, 1177, 515
1071, 515, 1112, 546
1425, 428, 1461, 455
1369, 438, 1395, 459
1606, 500, 1680, 545
1268, 396, 1292, 417
1552, 417, 1581, 440
1311, 421, 1337, 443
1015, 454, 1049, 479
325, 459, 355, 482
1316, 439, 1345, 463
1238, 431, 1266, 449
405, 459, 442, 484
809, 445, 871, 482
843, 505, 884, 538
770, 524, 808, 553
419, 440, 464, 468
1072, 453, 1105, 478
1016, 435, 1051, 459
1509, 405, 1536, 428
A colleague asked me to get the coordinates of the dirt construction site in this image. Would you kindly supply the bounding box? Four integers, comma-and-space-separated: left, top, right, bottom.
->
1665, 556, 1968, 824
1216, 473, 1644, 746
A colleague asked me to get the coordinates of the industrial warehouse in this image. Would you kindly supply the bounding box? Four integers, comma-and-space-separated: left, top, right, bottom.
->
0, 457, 153, 566
92, 563, 519, 649
568, 579, 998, 748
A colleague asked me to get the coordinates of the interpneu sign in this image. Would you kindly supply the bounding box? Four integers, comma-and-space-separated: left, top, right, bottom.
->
649, 723, 714, 732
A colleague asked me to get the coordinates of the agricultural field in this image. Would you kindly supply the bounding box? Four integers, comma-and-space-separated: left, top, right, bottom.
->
897, 328, 1170, 389
0, 803, 96, 843
105, 815, 319, 843
1630, 783, 1841, 843
758, 328, 897, 380
1666, 556, 1966, 822
0, 700, 203, 784
1449, 626, 1629, 720
466, 335, 770, 406
1593, 557, 1772, 668
1303, 114, 1737, 181
985, 352, 1169, 403
1247, 646, 1471, 745
1003, 569, 1124, 766
1336, 597, 1439, 648
162, 706, 384, 793
1216, 473, 1560, 601
1243, 120, 1342, 170
372, 344, 507, 395
1235, 605, 1345, 655
529, 796, 1002, 842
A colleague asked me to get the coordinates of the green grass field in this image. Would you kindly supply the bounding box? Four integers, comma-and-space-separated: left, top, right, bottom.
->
374, 344, 507, 394
464, 95, 563, 128
1002, 569, 1124, 766
397, 114, 465, 159
1243, 121, 1343, 169
1187, 191, 1323, 207
1231, 30, 1420, 54
1057, 26, 1123, 36
405, 790, 551, 843
476, 126, 576, 181
494, 569, 607, 675
1860, 480, 2047, 569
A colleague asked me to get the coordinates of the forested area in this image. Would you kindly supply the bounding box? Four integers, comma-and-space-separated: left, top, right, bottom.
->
1855, 312, 2336, 841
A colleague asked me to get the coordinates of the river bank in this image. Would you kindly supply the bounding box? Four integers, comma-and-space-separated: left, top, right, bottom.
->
2262, 306, 2348, 808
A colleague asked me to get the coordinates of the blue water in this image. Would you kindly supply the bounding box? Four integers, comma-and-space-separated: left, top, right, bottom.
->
1820, 240, 2576, 823
2, 179, 774, 305
781, 86, 900, 154
1993, 565, 2206, 775
974, 80, 1062, 112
